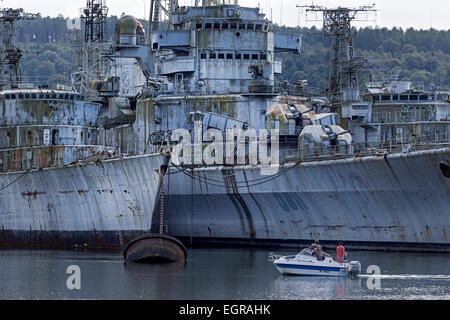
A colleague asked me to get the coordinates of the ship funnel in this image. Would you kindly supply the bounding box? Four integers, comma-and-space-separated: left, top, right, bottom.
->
117, 15, 138, 45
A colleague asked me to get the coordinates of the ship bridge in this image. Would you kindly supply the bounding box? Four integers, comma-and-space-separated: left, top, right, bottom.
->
114, 0, 301, 95
154, 1, 300, 95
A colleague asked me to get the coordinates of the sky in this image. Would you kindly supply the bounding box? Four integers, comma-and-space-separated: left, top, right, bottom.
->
2, 0, 449, 30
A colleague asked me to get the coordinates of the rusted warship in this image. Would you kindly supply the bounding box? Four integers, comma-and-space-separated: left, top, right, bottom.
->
0, 7, 168, 249
109, 0, 449, 251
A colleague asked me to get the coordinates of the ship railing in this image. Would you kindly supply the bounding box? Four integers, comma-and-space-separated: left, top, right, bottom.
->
275, 83, 324, 97
0, 76, 72, 91
0, 144, 120, 173
141, 80, 325, 98
279, 132, 450, 164
277, 128, 304, 136
148, 132, 449, 168
371, 110, 438, 123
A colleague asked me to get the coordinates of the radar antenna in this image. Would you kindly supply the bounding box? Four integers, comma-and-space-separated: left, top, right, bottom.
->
0, 8, 38, 88
297, 3, 377, 105
71, 0, 110, 100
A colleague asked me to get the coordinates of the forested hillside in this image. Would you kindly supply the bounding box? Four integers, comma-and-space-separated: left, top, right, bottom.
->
15, 16, 450, 90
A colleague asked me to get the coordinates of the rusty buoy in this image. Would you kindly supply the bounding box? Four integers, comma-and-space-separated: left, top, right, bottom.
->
123, 234, 187, 263
124, 166, 187, 264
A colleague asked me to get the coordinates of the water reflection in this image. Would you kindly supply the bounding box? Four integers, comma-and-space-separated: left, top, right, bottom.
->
123, 262, 187, 299
0, 248, 448, 300
269, 275, 363, 300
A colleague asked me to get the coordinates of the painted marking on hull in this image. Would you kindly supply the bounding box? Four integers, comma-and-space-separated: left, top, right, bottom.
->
275, 263, 345, 273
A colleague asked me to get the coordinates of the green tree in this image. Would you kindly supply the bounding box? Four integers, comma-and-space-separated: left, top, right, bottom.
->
382, 39, 401, 53
404, 53, 425, 70
41, 50, 59, 62
35, 61, 56, 79
402, 44, 418, 54
410, 70, 433, 83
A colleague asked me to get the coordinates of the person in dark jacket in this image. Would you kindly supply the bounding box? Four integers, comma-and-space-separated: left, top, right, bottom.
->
310, 239, 323, 261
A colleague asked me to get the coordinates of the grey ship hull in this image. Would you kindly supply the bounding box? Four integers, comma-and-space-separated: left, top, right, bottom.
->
0, 153, 167, 249
159, 148, 450, 252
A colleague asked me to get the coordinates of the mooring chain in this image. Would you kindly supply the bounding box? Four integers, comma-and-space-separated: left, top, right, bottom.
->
159, 166, 168, 234
118, 230, 124, 249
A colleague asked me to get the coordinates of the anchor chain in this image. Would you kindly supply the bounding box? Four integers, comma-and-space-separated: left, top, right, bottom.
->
118, 230, 124, 249
159, 166, 168, 234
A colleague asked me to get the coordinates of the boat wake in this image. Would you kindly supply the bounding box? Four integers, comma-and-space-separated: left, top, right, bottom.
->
358, 274, 450, 280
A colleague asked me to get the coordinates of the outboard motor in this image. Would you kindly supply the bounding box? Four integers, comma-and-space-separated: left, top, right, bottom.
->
348, 261, 361, 278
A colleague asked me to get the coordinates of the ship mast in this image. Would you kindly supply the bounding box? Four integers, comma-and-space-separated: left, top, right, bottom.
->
71, 0, 109, 100
297, 4, 377, 106
0, 8, 37, 89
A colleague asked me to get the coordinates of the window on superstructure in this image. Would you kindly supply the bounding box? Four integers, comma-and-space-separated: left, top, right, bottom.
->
18, 94, 24, 99
226, 53, 233, 60
372, 95, 380, 101
5, 94, 10, 100
52, 129, 58, 145
70, 95, 74, 100
218, 53, 225, 59
205, 23, 212, 29
252, 54, 258, 60
210, 53, 216, 59
230, 23, 237, 29
392, 95, 399, 101
382, 95, 391, 101
256, 24, 263, 31
243, 54, 250, 60
222, 23, 229, 29
235, 53, 242, 60
410, 95, 418, 100
264, 24, 269, 31
247, 24, 254, 30
214, 22, 220, 29
261, 54, 267, 60
419, 95, 428, 101
196, 23, 202, 29
201, 53, 207, 59
11, 94, 16, 99
400, 95, 408, 101
25, 93, 30, 99
31, 93, 36, 99
239, 24, 246, 30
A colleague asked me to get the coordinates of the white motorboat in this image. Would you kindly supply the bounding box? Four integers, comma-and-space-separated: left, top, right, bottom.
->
269, 248, 361, 277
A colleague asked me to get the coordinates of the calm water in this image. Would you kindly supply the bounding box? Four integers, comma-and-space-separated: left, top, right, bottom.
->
0, 248, 449, 300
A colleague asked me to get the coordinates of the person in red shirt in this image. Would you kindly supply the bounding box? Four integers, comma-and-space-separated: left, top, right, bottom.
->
336, 242, 345, 263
